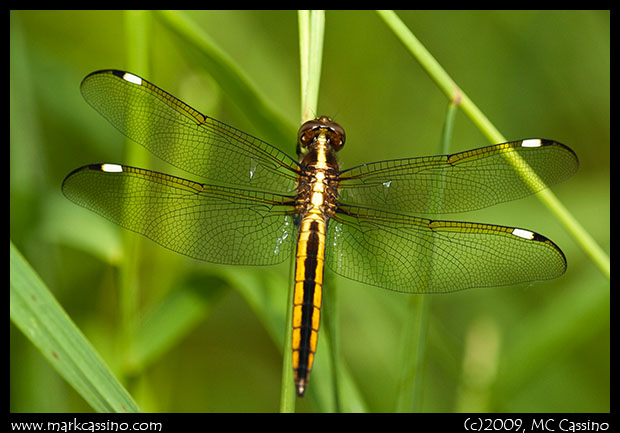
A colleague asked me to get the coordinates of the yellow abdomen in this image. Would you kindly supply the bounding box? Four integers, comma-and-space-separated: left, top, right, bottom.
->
291, 214, 326, 397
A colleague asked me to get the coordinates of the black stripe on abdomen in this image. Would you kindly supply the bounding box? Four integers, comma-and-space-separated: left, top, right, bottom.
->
292, 218, 325, 396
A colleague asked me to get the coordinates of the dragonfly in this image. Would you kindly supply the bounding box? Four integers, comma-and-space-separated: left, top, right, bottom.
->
63, 70, 579, 397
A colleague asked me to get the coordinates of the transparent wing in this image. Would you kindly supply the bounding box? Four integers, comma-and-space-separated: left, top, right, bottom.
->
338, 140, 578, 214
326, 204, 567, 293
81, 70, 299, 193
62, 163, 297, 265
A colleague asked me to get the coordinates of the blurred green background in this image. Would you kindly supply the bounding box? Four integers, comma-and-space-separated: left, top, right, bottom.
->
10, 10, 609, 412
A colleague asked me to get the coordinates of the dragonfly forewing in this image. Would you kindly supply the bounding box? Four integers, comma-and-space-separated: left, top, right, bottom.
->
80, 70, 300, 193
338, 140, 578, 214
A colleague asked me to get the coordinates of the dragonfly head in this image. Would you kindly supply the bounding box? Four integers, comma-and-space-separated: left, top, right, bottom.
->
298, 116, 345, 153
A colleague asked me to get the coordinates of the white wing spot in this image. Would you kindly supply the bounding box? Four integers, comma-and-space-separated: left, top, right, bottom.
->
521, 139, 542, 148
100, 163, 123, 173
122, 72, 142, 85
512, 228, 535, 240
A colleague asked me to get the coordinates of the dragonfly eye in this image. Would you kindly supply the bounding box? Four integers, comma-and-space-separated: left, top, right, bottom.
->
297, 120, 319, 149
327, 122, 345, 151
297, 116, 346, 151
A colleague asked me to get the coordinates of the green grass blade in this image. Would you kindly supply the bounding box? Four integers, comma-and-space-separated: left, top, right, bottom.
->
396, 102, 457, 412
9, 242, 140, 413
280, 10, 328, 412
291, 11, 368, 412
116, 8, 152, 382
376, 10, 609, 279
299, 10, 325, 122
124, 10, 150, 81
395, 296, 429, 412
